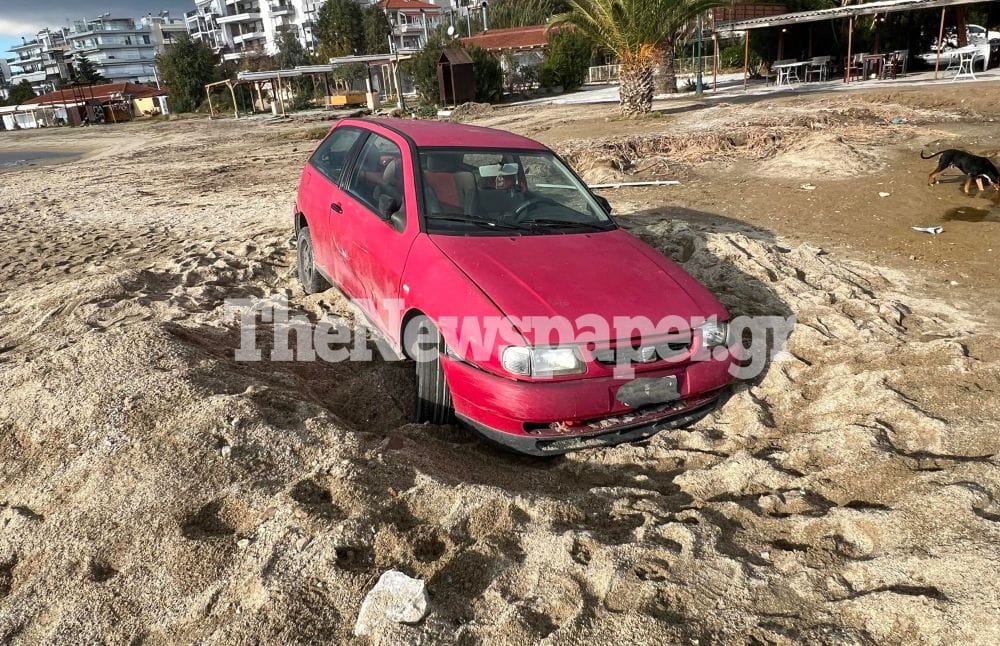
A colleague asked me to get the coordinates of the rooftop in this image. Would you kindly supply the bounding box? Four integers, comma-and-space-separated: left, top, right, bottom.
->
461, 25, 553, 52
380, 0, 443, 14
346, 118, 548, 150
716, 0, 986, 30
31, 82, 166, 106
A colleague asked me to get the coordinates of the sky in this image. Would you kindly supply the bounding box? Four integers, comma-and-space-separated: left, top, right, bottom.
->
1, 0, 191, 56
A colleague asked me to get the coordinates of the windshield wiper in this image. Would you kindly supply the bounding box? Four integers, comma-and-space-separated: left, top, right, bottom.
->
524, 219, 613, 232
425, 214, 528, 232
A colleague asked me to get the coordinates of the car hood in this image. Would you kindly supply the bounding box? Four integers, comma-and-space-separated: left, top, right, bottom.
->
429, 229, 727, 345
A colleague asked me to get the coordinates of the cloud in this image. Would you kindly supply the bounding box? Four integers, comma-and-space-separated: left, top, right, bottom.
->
0, 17, 46, 38
0, 1, 193, 38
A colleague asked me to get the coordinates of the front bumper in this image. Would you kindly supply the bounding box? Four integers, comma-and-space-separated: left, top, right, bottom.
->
458, 396, 723, 456
442, 351, 735, 455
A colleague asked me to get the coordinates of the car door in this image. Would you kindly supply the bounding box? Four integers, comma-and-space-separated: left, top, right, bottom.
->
340, 129, 421, 338
301, 126, 364, 284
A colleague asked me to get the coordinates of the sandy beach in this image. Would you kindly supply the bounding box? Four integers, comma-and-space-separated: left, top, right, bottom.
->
1, 83, 999, 644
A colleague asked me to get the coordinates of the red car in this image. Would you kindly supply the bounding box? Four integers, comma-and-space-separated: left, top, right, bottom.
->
295, 118, 736, 455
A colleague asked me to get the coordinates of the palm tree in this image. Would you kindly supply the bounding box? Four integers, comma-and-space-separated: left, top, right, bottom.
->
551, 0, 724, 115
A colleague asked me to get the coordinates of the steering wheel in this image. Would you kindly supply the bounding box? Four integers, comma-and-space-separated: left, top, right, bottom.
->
510, 196, 563, 223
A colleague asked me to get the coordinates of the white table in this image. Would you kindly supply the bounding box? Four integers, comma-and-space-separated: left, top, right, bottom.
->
772, 61, 808, 86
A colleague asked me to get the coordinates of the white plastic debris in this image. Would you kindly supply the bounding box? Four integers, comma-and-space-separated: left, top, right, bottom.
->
800, 183, 817, 191
354, 570, 429, 636
911, 226, 943, 235
878, 192, 891, 197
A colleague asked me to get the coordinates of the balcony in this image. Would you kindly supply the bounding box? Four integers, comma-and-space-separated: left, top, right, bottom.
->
233, 31, 267, 45
217, 12, 262, 25
396, 23, 426, 35
270, 3, 295, 16
11, 70, 47, 84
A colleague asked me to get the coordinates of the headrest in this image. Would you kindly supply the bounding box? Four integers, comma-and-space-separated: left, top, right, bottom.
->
383, 159, 403, 188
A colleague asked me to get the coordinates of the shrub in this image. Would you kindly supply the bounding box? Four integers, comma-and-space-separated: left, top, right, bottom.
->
537, 28, 593, 92
400, 28, 449, 105
719, 43, 746, 69
468, 46, 503, 103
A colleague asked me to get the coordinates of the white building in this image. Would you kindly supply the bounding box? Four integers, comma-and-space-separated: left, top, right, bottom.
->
6, 16, 186, 92
186, 0, 328, 61
0, 60, 12, 100
142, 14, 191, 55
7, 29, 71, 95
381, 0, 445, 54
184, 0, 472, 61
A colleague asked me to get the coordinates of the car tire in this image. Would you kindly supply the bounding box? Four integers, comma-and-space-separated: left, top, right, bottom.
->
297, 226, 329, 294
411, 317, 454, 425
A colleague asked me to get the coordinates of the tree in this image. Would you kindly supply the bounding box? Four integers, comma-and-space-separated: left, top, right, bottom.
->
315, 0, 363, 60
551, 0, 724, 115
8, 80, 36, 105
361, 4, 392, 55
275, 25, 308, 69
402, 30, 503, 106
468, 46, 503, 103
489, 0, 571, 29
72, 55, 106, 85
156, 33, 220, 113
537, 27, 593, 91
401, 27, 451, 105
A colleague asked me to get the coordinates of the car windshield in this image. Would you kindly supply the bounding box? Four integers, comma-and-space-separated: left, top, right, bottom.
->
418, 148, 615, 235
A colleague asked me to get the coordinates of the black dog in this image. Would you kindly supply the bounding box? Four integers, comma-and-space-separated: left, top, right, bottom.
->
922, 148, 1000, 194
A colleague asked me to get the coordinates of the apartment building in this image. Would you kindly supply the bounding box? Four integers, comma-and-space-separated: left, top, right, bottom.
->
382, 0, 446, 54
7, 29, 71, 95
6, 15, 186, 92
142, 14, 191, 55
0, 59, 12, 100
185, 0, 468, 61
186, 0, 326, 61
66, 18, 160, 84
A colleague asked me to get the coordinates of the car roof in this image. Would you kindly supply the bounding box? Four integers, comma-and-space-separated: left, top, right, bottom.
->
342, 117, 550, 151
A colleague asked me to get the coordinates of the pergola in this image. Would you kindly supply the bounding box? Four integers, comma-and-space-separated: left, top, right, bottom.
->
206, 54, 415, 119
714, 0, 990, 90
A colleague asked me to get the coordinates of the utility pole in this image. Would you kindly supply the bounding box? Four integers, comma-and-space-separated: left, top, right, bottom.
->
695, 13, 704, 95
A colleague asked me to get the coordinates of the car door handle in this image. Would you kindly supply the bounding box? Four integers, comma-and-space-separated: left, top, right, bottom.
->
330, 202, 343, 214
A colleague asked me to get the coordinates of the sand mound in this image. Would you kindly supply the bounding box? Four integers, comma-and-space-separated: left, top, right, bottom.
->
2, 196, 999, 643
449, 102, 494, 121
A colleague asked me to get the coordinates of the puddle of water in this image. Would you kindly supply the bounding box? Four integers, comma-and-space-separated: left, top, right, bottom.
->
942, 205, 1000, 222
0, 150, 80, 171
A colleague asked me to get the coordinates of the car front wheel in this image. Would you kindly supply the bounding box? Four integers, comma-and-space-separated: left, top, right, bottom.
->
297, 226, 330, 294
408, 317, 454, 425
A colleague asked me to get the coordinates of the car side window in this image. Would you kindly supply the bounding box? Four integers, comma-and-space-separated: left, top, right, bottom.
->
347, 133, 405, 221
310, 127, 363, 185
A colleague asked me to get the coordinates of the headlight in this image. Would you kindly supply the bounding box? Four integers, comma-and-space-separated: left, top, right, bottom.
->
501, 346, 585, 377
698, 320, 730, 348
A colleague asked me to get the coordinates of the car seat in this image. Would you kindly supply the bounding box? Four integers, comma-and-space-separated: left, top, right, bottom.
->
373, 158, 404, 211
423, 153, 478, 215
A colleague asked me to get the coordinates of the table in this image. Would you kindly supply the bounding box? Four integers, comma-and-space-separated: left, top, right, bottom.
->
772, 61, 809, 86
862, 55, 885, 80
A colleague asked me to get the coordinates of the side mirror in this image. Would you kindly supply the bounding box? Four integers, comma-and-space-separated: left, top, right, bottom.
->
390, 210, 406, 232
594, 194, 612, 214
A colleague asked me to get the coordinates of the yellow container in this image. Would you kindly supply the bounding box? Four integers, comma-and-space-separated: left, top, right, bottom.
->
328, 92, 367, 107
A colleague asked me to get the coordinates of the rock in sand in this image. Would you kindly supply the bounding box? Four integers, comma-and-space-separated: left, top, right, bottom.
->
354, 570, 429, 637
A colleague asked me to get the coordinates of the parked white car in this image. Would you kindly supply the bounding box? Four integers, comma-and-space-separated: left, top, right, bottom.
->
943, 24, 1000, 47
968, 24, 1000, 41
